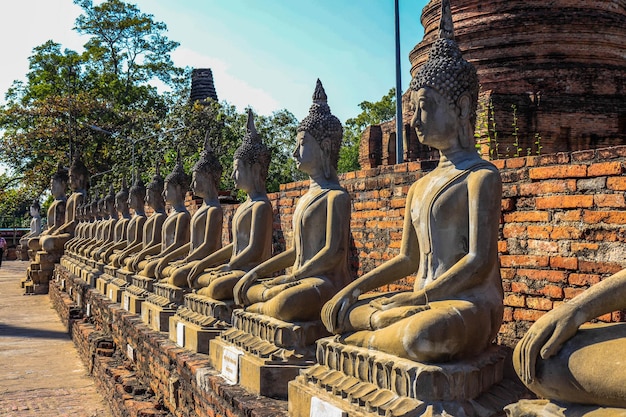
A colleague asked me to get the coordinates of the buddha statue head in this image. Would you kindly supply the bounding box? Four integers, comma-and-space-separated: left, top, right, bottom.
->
51, 162, 69, 199
128, 172, 146, 212
232, 109, 270, 194
115, 178, 130, 215
409, 0, 479, 151
69, 152, 89, 192
30, 200, 41, 218
192, 133, 222, 199
146, 162, 165, 210
295, 79, 343, 179
104, 184, 116, 216
90, 187, 100, 219
164, 152, 189, 205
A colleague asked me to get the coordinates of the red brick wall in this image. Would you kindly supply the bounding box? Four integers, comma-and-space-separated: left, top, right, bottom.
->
200, 146, 626, 348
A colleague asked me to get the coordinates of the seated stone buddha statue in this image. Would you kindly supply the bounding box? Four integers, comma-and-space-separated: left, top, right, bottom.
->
20, 200, 42, 252
320, 12, 503, 363
107, 175, 147, 268
41, 153, 89, 253
156, 137, 223, 287
132, 156, 191, 279
86, 184, 118, 259
95, 180, 133, 263
511, 269, 626, 412
234, 80, 352, 323
120, 167, 167, 274
187, 109, 273, 301
28, 164, 67, 253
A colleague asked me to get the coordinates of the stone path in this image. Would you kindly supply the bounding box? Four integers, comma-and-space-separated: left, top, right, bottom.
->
0, 260, 112, 417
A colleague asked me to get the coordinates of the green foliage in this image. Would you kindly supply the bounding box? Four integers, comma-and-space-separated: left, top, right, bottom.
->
339, 88, 396, 173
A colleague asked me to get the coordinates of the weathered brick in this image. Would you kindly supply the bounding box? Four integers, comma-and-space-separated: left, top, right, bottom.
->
583, 210, 626, 224
553, 210, 582, 222
503, 211, 549, 223
593, 194, 626, 208
576, 177, 606, 191
587, 161, 623, 177
528, 165, 587, 180
550, 256, 578, 270
519, 180, 576, 196
526, 297, 553, 311
527, 239, 559, 253
517, 268, 567, 283
541, 285, 564, 299
606, 176, 626, 191
568, 273, 601, 286
579, 260, 623, 274
535, 195, 594, 209
500, 255, 549, 267
513, 309, 546, 322
504, 294, 526, 307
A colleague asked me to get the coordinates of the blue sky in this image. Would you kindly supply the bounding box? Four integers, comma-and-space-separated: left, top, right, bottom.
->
0, 0, 429, 125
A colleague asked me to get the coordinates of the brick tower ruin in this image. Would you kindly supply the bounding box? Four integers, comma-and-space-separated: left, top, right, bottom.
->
361, 0, 626, 168
190, 68, 218, 103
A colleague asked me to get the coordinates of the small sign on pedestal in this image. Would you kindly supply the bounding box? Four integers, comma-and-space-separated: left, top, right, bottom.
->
221, 346, 243, 384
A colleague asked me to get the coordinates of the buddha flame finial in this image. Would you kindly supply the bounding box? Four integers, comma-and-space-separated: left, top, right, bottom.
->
312, 78, 328, 105
233, 108, 270, 181
439, 0, 454, 41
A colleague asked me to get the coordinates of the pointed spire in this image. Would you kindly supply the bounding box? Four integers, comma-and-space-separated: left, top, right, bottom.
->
438, 0, 455, 40
203, 131, 213, 153
245, 108, 260, 142
312, 78, 328, 104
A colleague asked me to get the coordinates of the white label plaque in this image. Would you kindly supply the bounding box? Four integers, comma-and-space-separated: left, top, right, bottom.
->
77, 293, 82, 308
176, 322, 185, 347
310, 397, 346, 417
61, 279, 66, 290
108, 288, 114, 300
86, 303, 92, 317
127, 344, 134, 361
123, 294, 130, 311
221, 346, 243, 384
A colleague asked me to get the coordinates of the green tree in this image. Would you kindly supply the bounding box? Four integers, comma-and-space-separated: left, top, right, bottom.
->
339, 88, 396, 173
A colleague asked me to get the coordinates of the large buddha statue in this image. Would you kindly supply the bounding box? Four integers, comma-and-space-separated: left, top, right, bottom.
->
156, 137, 223, 287
321, 0, 503, 363
27, 164, 67, 253
234, 79, 351, 323
20, 200, 42, 257
107, 175, 147, 268
132, 156, 191, 278
120, 167, 167, 274
41, 153, 89, 253
186, 109, 273, 300
510, 269, 626, 413
85, 185, 118, 260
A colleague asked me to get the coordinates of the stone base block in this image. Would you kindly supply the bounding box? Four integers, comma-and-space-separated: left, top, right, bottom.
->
131, 275, 154, 291
288, 339, 527, 417
141, 297, 178, 332
96, 274, 114, 295
210, 336, 310, 400
106, 278, 129, 303
169, 315, 223, 354
121, 286, 148, 314
153, 282, 191, 304
504, 400, 626, 417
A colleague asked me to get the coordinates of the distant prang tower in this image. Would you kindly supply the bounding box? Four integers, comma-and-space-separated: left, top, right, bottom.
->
360, 0, 626, 168
190, 68, 218, 103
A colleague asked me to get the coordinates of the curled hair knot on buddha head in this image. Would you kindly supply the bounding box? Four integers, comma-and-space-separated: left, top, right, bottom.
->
69, 151, 89, 179
297, 79, 343, 171
193, 132, 223, 189
116, 178, 129, 202
129, 170, 146, 199
52, 162, 69, 184
147, 161, 165, 193
410, 0, 479, 128
165, 151, 190, 190
233, 109, 270, 182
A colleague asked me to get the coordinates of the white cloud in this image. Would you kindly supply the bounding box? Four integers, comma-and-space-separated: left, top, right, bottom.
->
172, 47, 280, 116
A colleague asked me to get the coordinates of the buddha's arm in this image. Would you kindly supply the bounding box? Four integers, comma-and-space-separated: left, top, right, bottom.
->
155, 243, 191, 272
292, 191, 350, 280
227, 202, 272, 270
233, 248, 296, 306
412, 170, 501, 303
188, 244, 234, 284
322, 185, 420, 333
185, 208, 223, 262
516, 268, 626, 385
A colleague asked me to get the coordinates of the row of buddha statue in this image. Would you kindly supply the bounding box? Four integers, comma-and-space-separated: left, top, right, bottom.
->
35, 1, 625, 415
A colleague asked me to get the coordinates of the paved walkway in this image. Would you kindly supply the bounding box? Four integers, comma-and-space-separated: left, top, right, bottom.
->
0, 260, 112, 417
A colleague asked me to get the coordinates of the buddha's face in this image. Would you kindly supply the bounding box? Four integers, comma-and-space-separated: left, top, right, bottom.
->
163, 181, 181, 205
146, 188, 162, 209
410, 87, 460, 151
128, 192, 144, 211
293, 131, 323, 175
50, 178, 66, 198
69, 170, 84, 191
192, 170, 213, 198
30, 206, 39, 217
231, 158, 254, 193
115, 196, 128, 213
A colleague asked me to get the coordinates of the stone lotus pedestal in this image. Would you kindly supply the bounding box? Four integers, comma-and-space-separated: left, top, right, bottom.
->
288, 338, 526, 417
140, 282, 190, 332
167, 293, 233, 354
208, 309, 330, 399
